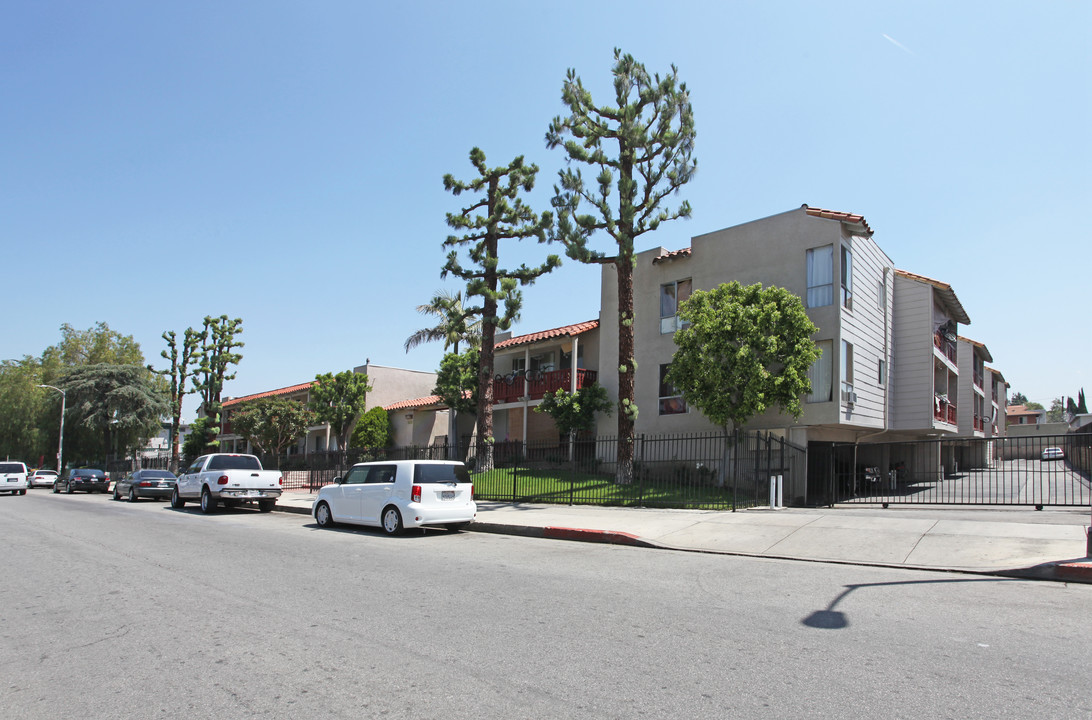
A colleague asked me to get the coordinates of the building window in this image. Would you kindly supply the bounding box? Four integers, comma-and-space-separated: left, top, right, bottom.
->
841, 243, 853, 309
841, 340, 854, 401
660, 278, 692, 334
807, 340, 833, 403
658, 364, 687, 415
806, 246, 833, 308
878, 359, 886, 386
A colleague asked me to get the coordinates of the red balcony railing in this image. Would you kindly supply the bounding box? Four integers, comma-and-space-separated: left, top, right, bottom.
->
934, 396, 957, 425
974, 415, 983, 431
493, 368, 599, 404
933, 332, 957, 363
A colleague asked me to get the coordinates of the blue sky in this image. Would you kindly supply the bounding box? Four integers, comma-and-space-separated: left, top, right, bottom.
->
3, 1, 1089, 416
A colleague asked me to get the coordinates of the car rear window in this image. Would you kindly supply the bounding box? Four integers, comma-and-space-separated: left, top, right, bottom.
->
75, 469, 105, 478
413, 463, 471, 484
36, 470, 57, 476
142, 470, 177, 479
0, 463, 26, 473
207, 455, 262, 471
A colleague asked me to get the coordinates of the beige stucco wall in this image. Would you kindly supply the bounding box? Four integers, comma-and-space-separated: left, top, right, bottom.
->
353, 363, 438, 411
596, 205, 895, 444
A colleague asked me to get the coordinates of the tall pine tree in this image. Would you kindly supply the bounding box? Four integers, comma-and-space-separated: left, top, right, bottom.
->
547, 49, 696, 483
442, 148, 558, 470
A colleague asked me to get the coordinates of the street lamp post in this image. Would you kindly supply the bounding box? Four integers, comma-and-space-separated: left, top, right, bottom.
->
37, 385, 65, 473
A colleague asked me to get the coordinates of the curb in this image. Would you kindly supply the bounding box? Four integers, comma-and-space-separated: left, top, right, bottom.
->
1050, 562, 1092, 583
468, 522, 661, 548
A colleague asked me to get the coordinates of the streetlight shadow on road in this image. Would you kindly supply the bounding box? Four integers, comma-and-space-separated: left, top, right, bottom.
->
802, 577, 1018, 630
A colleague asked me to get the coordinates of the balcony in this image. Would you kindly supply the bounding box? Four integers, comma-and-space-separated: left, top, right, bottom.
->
973, 370, 983, 390
934, 395, 957, 425
493, 368, 599, 404
933, 331, 957, 363
974, 414, 983, 432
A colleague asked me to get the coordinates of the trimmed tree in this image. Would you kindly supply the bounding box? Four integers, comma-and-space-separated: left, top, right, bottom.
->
534, 384, 613, 440
442, 147, 559, 471
153, 328, 201, 472
667, 282, 820, 485
190, 315, 244, 454
547, 49, 696, 483
350, 406, 392, 451
62, 363, 169, 464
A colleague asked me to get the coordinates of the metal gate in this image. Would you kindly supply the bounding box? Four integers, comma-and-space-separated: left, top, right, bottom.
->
812, 433, 1092, 507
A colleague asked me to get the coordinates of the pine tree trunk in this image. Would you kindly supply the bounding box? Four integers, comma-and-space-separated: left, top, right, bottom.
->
616, 252, 636, 485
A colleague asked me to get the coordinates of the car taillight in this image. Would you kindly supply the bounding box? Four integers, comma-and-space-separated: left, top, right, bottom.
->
411, 485, 421, 503
217, 475, 229, 485
139, 481, 152, 487
469, 483, 474, 500
278, 476, 283, 486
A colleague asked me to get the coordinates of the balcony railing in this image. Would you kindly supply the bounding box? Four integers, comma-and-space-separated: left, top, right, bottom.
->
934, 396, 957, 425
974, 415, 983, 432
933, 332, 957, 363
493, 368, 599, 404
973, 370, 983, 389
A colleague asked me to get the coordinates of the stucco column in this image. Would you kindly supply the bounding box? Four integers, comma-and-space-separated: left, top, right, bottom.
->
570, 336, 579, 393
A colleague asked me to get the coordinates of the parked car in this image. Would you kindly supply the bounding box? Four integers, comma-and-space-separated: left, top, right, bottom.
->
173, 453, 282, 513
1, 461, 29, 495
312, 460, 476, 535
113, 469, 178, 502
28, 469, 59, 488
54, 468, 110, 494
1041, 447, 1065, 461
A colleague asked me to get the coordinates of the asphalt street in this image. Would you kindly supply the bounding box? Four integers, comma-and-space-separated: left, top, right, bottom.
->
3, 492, 1091, 719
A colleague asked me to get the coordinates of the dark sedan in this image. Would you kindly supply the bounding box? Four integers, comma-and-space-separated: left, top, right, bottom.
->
54, 468, 109, 494
113, 469, 178, 502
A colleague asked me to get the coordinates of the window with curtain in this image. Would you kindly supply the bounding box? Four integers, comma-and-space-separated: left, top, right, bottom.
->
807, 340, 833, 403
806, 246, 833, 308
658, 364, 687, 415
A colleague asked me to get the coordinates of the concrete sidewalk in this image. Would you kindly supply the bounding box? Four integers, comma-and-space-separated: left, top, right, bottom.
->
274, 489, 1092, 583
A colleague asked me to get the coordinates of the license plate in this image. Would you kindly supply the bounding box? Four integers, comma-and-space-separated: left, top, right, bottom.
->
5, 478, 16, 483
441, 490, 455, 500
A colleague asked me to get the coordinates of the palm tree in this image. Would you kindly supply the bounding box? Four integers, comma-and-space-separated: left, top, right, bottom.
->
404, 290, 481, 459
403, 290, 481, 355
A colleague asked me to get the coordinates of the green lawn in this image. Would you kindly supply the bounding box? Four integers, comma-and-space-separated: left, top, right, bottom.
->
471, 466, 742, 510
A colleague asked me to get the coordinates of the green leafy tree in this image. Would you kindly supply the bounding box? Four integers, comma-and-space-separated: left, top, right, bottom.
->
153, 328, 201, 472
62, 363, 169, 464
667, 282, 819, 485
1078, 389, 1088, 415
534, 384, 613, 439
38, 323, 149, 465
229, 397, 314, 463
1025, 401, 1045, 412
0, 358, 45, 464
433, 348, 479, 421
442, 147, 559, 471
350, 406, 392, 449
182, 416, 217, 466
1047, 397, 1066, 423
309, 370, 373, 455
1009, 391, 1028, 406
547, 49, 696, 483
191, 315, 244, 454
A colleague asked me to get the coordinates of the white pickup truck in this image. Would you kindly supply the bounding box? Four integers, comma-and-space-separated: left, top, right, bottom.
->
171, 453, 283, 514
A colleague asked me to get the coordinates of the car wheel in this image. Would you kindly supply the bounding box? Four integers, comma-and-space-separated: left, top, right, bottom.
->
18, 489, 26, 496
65, 483, 74, 494
113, 486, 121, 501
257, 500, 275, 513
170, 487, 185, 509
128, 487, 138, 503
381, 506, 403, 536
200, 487, 216, 514
52, 483, 60, 494
315, 502, 334, 528
446, 522, 470, 532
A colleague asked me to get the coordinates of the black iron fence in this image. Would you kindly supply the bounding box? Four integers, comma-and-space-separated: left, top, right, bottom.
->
815, 433, 1092, 507
254, 431, 806, 510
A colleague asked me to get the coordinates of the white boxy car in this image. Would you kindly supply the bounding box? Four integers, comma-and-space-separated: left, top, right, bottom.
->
1, 461, 28, 495
312, 460, 476, 535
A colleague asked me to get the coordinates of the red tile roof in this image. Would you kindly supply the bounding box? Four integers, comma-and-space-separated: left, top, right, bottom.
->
956, 335, 993, 362
1006, 404, 1042, 418
495, 320, 599, 350
803, 205, 873, 236
384, 389, 472, 412
652, 247, 692, 264
223, 382, 314, 408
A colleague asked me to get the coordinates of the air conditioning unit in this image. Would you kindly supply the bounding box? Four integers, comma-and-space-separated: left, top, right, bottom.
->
841, 389, 858, 405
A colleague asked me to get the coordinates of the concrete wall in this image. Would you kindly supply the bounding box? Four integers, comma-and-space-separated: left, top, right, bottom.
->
353, 363, 438, 411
